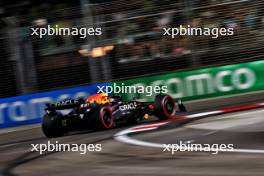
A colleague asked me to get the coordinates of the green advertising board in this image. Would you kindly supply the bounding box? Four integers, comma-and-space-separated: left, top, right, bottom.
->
112, 60, 264, 102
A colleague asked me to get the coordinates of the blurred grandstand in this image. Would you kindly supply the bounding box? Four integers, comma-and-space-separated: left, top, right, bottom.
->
0, 0, 263, 98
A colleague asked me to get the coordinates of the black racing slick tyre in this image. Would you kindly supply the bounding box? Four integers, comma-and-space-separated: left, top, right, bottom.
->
155, 94, 176, 120
42, 113, 64, 138
91, 106, 114, 130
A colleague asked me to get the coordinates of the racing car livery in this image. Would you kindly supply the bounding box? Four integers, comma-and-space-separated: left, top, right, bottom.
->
42, 93, 186, 138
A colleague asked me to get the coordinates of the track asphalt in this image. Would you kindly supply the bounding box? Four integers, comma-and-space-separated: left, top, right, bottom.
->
1, 93, 264, 176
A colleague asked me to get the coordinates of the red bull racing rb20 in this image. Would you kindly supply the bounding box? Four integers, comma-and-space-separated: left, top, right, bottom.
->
42, 93, 186, 138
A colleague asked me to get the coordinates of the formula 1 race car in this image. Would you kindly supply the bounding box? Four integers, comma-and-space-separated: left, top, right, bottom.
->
42, 93, 186, 138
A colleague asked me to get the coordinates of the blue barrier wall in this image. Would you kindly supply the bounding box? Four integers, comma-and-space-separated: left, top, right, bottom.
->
0, 83, 109, 128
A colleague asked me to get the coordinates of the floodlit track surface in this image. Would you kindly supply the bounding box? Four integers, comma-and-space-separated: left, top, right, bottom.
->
1, 103, 264, 175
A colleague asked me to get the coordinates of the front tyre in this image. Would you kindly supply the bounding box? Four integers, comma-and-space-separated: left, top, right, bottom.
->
42, 113, 64, 138
155, 94, 176, 120
91, 106, 114, 130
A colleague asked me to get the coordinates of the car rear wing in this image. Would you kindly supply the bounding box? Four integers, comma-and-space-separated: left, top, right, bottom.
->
45, 99, 85, 111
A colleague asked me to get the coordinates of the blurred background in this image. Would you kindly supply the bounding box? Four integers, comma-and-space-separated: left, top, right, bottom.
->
0, 0, 263, 98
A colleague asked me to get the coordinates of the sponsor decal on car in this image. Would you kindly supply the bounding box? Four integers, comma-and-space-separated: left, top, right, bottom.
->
119, 102, 137, 110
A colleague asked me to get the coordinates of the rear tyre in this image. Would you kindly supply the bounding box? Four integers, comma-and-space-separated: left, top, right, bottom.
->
155, 94, 176, 120
42, 113, 64, 138
91, 106, 114, 130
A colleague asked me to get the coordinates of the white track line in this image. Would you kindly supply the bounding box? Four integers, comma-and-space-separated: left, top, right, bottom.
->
186, 111, 222, 118
114, 102, 264, 154
115, 135, 163, 148
115, 128, 264, 154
